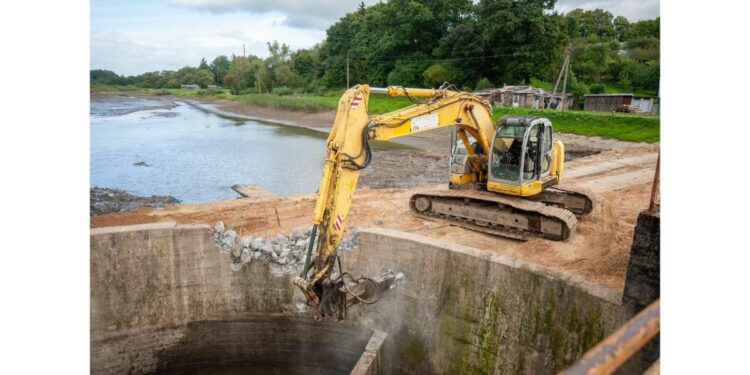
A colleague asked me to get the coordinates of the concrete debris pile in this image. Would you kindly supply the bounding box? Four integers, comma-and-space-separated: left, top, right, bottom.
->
212, 222, 360, 273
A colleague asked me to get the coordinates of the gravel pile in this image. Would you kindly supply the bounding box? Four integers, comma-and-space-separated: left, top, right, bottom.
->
212, 222, 360, 274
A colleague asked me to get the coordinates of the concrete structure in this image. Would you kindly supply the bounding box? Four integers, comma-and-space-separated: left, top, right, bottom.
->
341, 228, 625, 374
90, 222, 383, 375
91, 221, 659, 374
180, 84, 199, 89
621, 208, 661, 372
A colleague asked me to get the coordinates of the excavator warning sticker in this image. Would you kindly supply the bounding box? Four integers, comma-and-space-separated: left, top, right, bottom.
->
351, 94, 363, 109
334, 214, 344, 231
411, 113, 439, 132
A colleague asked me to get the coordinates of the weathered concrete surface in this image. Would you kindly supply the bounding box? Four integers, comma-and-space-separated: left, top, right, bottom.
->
341, 228, 627, 375
90, 222, 376, 375
153, 317, 373, 374
623, 209, 660, 314
91, 222, 633, 375
620, 208, 660, 374
352, 330, 388, 375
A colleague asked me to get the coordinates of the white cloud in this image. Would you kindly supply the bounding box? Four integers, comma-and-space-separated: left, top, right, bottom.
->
556, 0, 659, 21
167, 0, 380, 29
90, 7, 325, 75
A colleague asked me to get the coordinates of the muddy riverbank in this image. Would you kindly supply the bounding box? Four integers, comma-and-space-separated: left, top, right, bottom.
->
90, 187, 180, 216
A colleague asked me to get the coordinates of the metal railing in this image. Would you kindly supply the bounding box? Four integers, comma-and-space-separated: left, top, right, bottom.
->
558, 299, 660, 375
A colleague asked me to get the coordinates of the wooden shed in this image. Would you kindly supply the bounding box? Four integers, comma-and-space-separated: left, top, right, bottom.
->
584, 93, 634, 112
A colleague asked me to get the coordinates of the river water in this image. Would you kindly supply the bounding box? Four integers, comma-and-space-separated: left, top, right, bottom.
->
91, 95, 331, 203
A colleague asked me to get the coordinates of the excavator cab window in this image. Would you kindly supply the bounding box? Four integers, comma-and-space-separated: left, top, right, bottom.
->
540, 123, 552, 177
490, 121, 553, 184
490, 125, 526, 182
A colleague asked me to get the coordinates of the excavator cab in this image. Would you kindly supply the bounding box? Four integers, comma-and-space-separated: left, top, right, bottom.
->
487, 116, 557, 196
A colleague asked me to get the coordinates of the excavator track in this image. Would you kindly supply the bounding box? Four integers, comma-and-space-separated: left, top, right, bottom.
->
409, 189, 578, 241
526, 186, 599, 216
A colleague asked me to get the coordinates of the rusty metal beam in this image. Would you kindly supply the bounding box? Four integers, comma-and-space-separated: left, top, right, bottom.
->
558, 299, 660, 375
649, 153, 660, 211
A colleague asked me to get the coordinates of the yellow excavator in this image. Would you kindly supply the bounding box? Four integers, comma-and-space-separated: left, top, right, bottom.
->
293, 84, 595, 320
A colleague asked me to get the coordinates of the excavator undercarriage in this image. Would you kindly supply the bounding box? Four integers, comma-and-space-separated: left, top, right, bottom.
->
411, 185, 596, 241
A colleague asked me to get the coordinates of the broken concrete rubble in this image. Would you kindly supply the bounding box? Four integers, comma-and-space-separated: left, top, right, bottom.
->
211, 221, 360, 273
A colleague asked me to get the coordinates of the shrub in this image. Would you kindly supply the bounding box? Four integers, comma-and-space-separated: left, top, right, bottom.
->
590, 83, 605, 94
475, 77, 494, 90
197, 88, 224, 96
271, 86, 293, 96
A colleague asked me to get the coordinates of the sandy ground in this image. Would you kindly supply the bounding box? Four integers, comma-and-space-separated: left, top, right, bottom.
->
91, 138, 659, 290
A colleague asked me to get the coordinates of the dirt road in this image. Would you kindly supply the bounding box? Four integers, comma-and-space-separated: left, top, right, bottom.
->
91, 142, 659, 290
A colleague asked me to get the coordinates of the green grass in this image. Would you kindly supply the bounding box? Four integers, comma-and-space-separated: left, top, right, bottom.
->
91, 84, 658, 142
227, 93, 335, 112
490, 106, 659, 143
90, 84, 143, 92
215, 92, 413, 114
367, 95, 413, 114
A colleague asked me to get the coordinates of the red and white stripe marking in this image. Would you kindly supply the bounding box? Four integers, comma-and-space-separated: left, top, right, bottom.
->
334, 214, 344, 231
350, 94, 363, 109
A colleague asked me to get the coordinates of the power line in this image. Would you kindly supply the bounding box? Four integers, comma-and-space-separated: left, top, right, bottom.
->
348, 51, 554, 63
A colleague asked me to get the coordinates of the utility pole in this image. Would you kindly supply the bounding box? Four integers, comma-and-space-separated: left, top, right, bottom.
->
346, 52, 350, 89
559, 49, 571, 111
243, 43, 246, 57
548, 42, 571, 109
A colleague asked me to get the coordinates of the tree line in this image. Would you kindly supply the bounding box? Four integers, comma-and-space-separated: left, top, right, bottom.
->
91, 0, 659, 97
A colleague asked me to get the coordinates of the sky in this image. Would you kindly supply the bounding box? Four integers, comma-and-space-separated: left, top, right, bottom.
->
91, 0, 660, 76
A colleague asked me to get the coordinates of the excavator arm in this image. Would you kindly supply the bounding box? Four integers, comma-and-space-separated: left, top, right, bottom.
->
293, 84, 494, 320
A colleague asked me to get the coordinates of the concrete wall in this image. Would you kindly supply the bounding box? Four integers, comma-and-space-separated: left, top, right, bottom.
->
90, 222, 374, 374
620, 209, 660, 373
91, 223, 629, 375
342, 228, 626, 375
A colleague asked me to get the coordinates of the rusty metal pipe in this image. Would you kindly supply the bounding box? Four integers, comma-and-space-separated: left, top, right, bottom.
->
558, 299, 660, 375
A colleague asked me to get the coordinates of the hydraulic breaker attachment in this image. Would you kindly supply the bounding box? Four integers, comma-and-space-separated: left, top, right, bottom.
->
294, 270, 401, 321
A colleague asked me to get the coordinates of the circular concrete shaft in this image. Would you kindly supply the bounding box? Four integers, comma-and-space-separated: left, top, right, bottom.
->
151, 317, 373, 375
